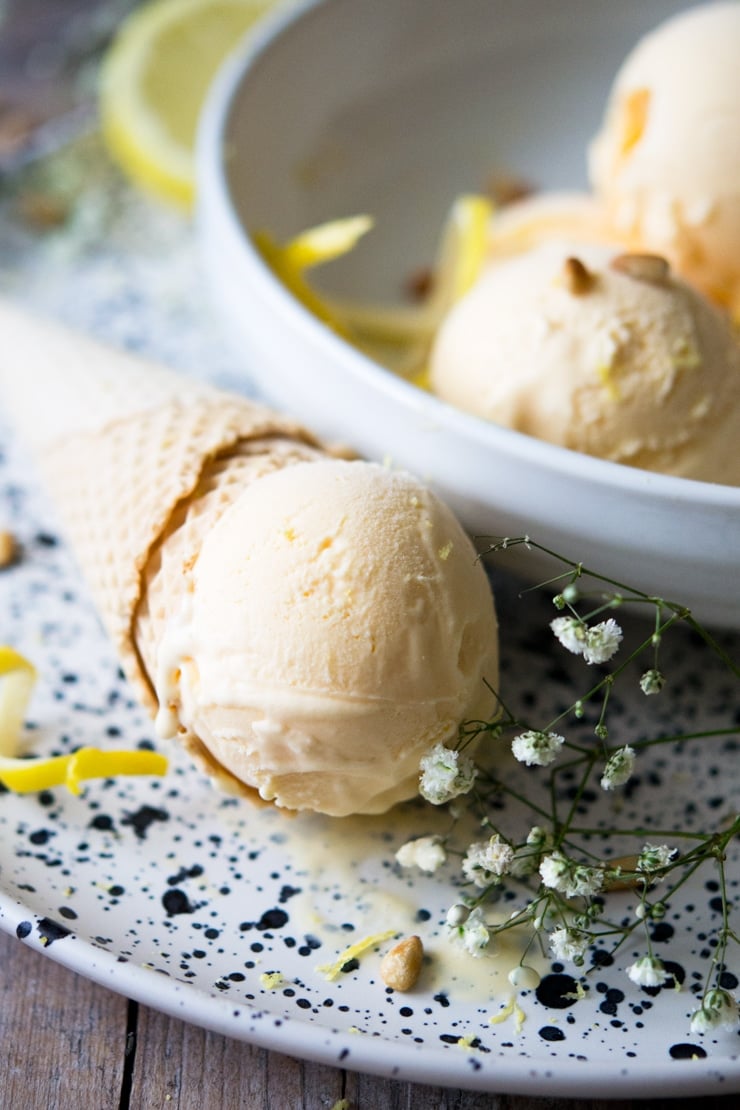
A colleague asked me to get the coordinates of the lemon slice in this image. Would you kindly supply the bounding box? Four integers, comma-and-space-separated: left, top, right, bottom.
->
99, 0, 280, 208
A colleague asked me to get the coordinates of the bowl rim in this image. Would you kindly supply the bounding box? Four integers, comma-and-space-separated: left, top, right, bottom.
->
196, 0, 740, 514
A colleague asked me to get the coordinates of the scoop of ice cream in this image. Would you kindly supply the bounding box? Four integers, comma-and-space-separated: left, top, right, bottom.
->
429, 240, 740, 482
588, 2, 740, 316
152, 458, 498, 817
485, 191, 617, 261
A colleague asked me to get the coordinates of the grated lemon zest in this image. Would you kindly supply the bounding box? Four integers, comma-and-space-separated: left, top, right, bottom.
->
259, 971, 286, 990
316, 929, 397, 981
488, 997, 516, 1025
488, 995, 527, 1031
0, 746, 168, 795
456, 1034, 477, 1051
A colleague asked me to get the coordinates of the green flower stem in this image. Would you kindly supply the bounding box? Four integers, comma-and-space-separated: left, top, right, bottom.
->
476, 774, 553, 823
554, 753, 598, 847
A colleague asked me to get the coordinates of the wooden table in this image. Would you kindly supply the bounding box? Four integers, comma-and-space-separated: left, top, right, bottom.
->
1, 928, 736, 1109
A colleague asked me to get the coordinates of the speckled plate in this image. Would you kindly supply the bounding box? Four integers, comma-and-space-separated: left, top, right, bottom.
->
1, 418, 738, 1098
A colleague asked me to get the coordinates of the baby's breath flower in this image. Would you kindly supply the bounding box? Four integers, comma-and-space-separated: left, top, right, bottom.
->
419, 743, 476, 805
626, 955, 667, 987
395, 835, 446, 873
582, 619, 623, 665
548, 926, 590, 964
462, 834, 515, 887
448, 906, 491, 957
527, 826, 549, 848
690, 989, 739, 1034
640, 668, 665, 695
508, 964, 541, 989
509, 825, 554, 877
539, 852, 604, 898
511, 729, 565, 767
445, 903, 470, 927
550, 616, 622, 664
550, 616, 586, 655
637, 843, 677, 875
600, 745, 636, 790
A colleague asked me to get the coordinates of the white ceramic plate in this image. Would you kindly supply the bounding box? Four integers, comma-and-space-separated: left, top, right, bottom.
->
197, 0, 740, 629
1, 422, 738, 1098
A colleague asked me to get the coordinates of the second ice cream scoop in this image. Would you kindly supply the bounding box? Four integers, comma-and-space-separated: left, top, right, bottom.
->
588, 2, 740, 317
429, 240, 740, 483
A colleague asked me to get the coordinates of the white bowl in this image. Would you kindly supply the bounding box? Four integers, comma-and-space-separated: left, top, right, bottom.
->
197, 0, 740, 629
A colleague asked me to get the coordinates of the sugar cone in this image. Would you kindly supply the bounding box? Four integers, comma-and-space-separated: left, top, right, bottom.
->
0, 301, 324, 761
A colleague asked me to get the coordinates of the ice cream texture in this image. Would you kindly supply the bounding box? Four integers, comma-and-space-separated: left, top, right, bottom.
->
0, 301, 498, 816
429, 240, 740, 482
146, 459, 497, 816
588, 2, 740, 316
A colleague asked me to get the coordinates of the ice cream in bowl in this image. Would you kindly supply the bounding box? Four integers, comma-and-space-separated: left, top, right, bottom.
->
196, 0, 740, 628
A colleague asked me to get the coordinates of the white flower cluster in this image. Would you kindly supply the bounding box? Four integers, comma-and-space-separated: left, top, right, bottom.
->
446, 905, 491, 957
690, 988, 739, 1034
626, 954, 666, 987
539, 852, 604, 898
419, 743, 476, 805
551, 616, 623, 665
511, 729, 564, 767
639, 668, 665, 695
600, 745, 636, 790
637, 843, 677, 875
462, 834, 515, 888
549, 926, 590, 964
509, 826, 553, 878
395, 835, 446, 873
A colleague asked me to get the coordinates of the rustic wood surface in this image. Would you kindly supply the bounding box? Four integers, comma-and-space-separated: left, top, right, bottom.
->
1, 929, 736, 1110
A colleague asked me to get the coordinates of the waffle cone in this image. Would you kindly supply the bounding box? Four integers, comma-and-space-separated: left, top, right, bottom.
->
0, 301, 324, 729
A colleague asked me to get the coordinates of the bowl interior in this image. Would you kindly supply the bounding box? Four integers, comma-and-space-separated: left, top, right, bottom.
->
223, 0, 701, 300
197, 0, 739, 628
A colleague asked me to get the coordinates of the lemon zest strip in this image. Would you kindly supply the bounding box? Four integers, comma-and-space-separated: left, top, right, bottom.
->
0, 646, 37, 757
0, 747, 168, 796
316, 929, 397, 982
254, 216, 374, 336
283, 215, 374, 271
429, 193, 494, 310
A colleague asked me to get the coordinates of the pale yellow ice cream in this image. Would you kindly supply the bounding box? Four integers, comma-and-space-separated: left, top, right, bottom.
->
588, 2, 740, 316
485, 191, 618, 262
146, 458, 498, 816
429, 240, 740, 482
